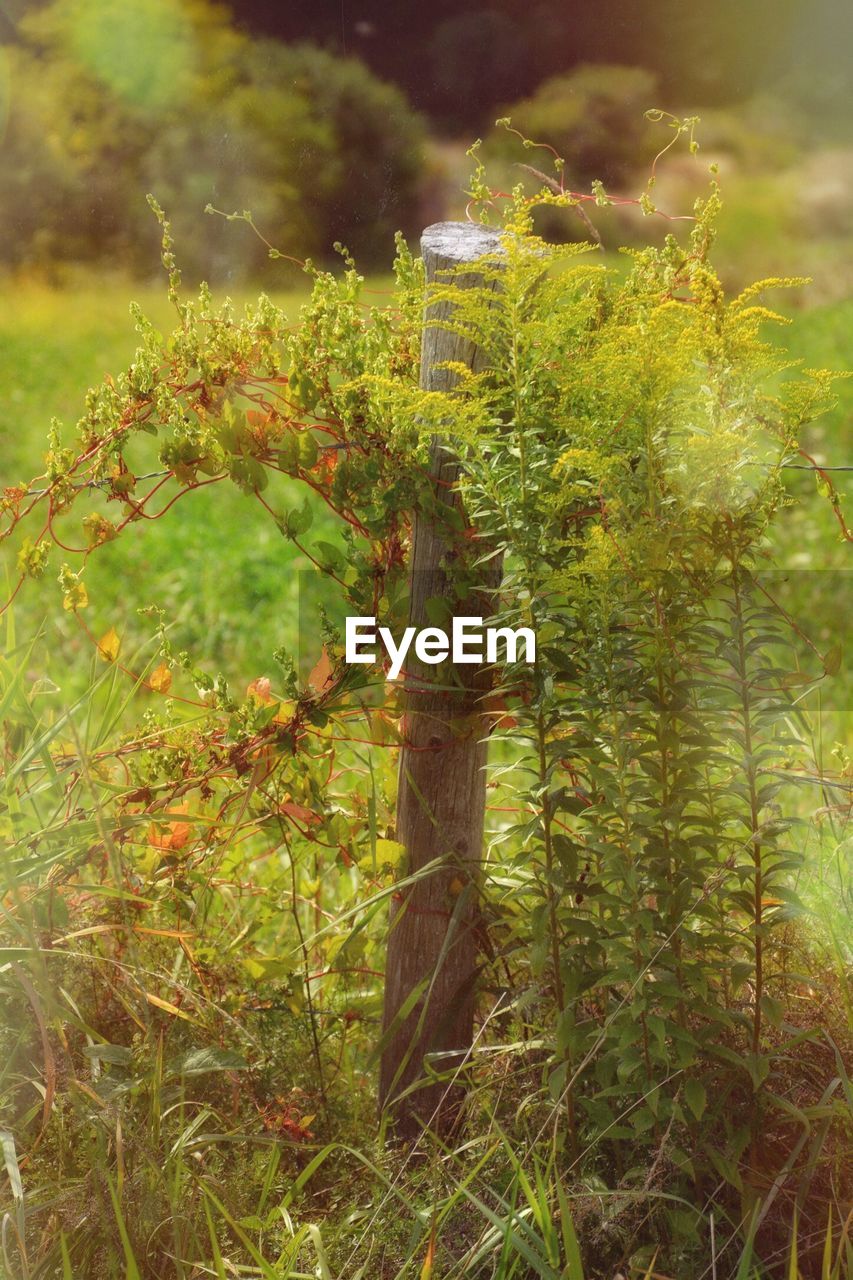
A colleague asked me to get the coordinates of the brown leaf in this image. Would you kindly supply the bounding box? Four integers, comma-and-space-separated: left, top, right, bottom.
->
247, 676, 274, 705
307, 647, 334, 692
148, 806, 191, 852
280, 800, 320, 826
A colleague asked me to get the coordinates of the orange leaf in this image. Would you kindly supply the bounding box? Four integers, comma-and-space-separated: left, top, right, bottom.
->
484, 694, 518, 730
280, 801, 320, 826
148, 806, 191, 852
167, 821, 190, 851
420, 1215, 437, 1280
314, 447, 340, 475
247, 676, 274, 705
97, 626, 121, 662
307, 647, 334, 692
149, 662, 172, 694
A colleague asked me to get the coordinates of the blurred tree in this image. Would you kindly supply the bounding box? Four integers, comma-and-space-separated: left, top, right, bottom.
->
0, 43, 153, 269
427, 10, 531, 128
488, 64, 660, 188
0, 0, 425, 277
238, 0, 811, 129
230, 41, 425, 265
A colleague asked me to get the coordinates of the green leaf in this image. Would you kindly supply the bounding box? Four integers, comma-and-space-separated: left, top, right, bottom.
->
313, 540, 345, 572
707, 1146, 742, 1192
630, 1105, 657, 1134
555, 1177, 585, 1280
284, 501, 314, 537
823, 645, 842, 676
760, 994, 785, 1029
82, 1043, 133, 1066
1, 1130, 23, 1202
787, 1209, 799, 1280
229, 455, 268, 492
731, 961, 753, 994
734, 1203, 761, 1279
169, 1048, 249, 1077
298, 431, 319, 466
744, 1052, 771, 1090
684, 1077, 707, 1121
780, 671, 814, 688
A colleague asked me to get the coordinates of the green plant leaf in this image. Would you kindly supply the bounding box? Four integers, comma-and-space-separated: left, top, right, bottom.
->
684, 1078, 707, 1121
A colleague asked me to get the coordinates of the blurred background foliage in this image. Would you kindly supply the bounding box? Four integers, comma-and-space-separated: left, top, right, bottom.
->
0, 0, 850, 283
0, 0, 427, 277
227, 0, 852, 134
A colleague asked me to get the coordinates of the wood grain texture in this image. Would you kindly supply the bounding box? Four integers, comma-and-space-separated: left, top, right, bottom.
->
379, 221, 504, 1137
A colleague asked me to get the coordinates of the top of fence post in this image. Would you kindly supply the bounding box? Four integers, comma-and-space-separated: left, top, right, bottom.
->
420, 220, 504, 271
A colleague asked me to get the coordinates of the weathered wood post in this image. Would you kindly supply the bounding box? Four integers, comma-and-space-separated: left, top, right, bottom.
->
379, 222, 504, 1137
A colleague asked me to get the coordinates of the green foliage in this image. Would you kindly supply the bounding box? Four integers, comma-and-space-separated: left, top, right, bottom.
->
487, 64, 662, 187
418, 184, 848, 1272
0, 1, 426, 278
233, 41, 426, 267
1, 136, 849, 1278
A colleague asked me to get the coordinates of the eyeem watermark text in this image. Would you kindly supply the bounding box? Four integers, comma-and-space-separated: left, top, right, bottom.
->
345, 616, 536, 680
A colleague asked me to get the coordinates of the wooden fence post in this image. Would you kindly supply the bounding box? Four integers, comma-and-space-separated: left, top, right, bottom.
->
379, 221, 504, 1137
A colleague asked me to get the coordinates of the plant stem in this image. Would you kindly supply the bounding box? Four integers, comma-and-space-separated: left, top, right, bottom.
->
538, 706, 577, 1157
732, 573, 763, 1057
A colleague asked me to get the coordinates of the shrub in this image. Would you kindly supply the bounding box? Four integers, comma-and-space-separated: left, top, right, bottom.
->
487, 63, 662, 188
228, 41, 426, 267
0, 1, 426, 278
